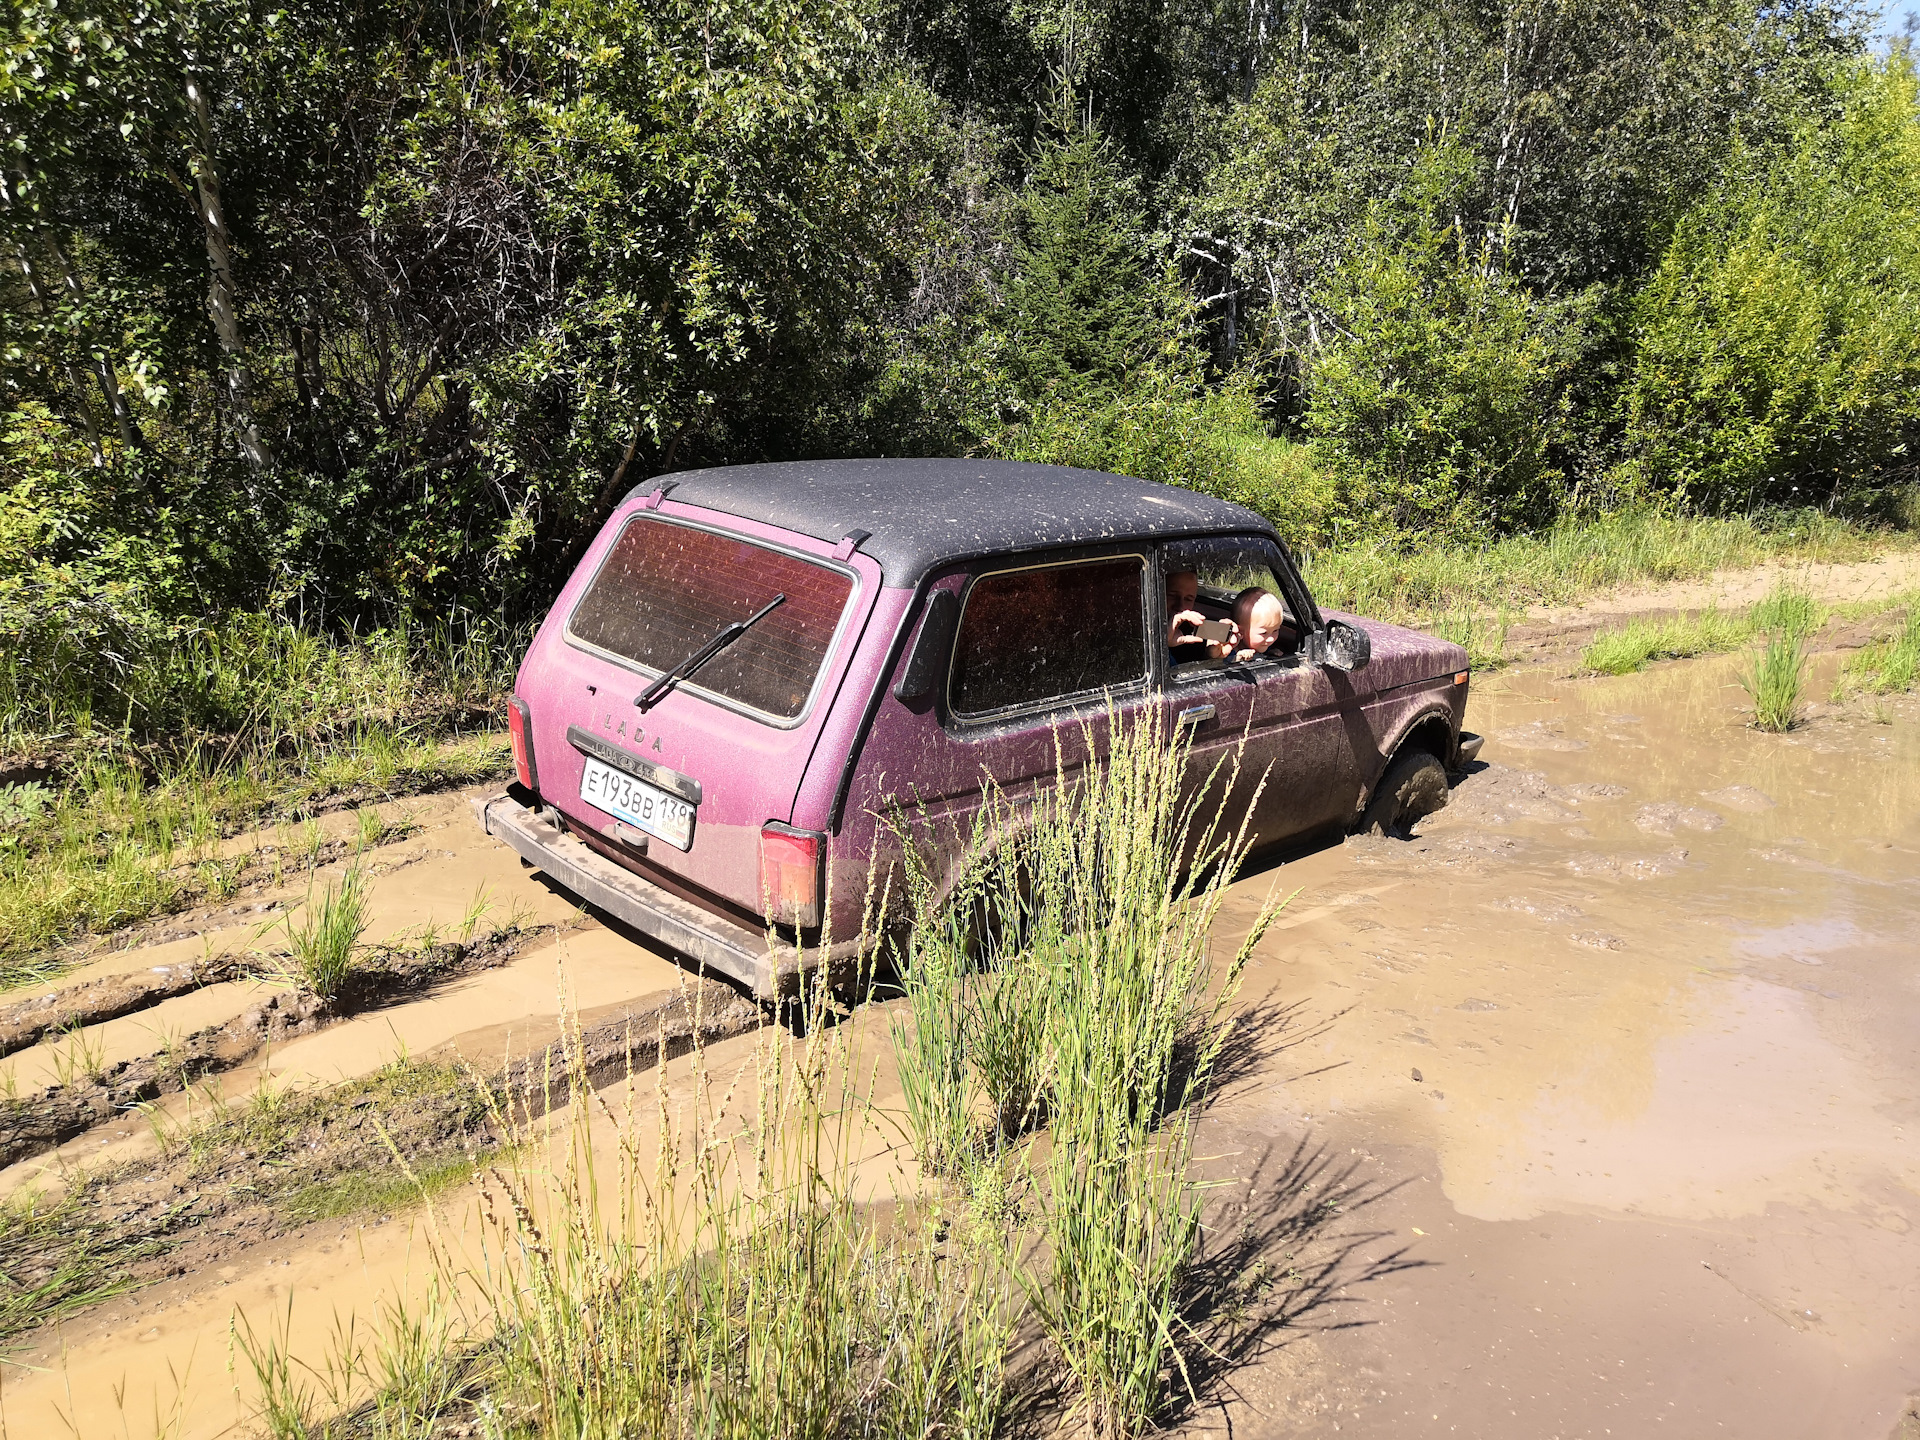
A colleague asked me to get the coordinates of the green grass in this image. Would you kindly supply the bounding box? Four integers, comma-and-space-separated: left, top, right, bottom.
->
0, 1175, 158, 1344
0, 731, 508, 988
273, 863, 372, 1001
1839, 598, 1920, 696
891, 710, 1283, 1437
1302, 507, 1904, 651
235, 964, 1019, 1440
227, 715, 1280, 1440
1581, 608, 1755, 674
276, 1149, 484, 1225
1744, 628, 1810, 731
0, 611, 519, 987
1575, 575, 1848, 676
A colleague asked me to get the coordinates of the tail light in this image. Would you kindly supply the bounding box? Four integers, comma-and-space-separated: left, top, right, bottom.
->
506, 695, 539, 793
759, 822, 823, 929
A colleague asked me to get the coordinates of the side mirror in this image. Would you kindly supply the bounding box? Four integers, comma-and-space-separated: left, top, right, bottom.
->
1321, 619, 1372, 672
893, 589, 960, 701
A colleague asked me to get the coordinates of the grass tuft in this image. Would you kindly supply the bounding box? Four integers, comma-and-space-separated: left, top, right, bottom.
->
1744, 629, 1809, 731
1839, 599, 1920, 696
1740, 584, 1817, 731
275, 864, 372, 1001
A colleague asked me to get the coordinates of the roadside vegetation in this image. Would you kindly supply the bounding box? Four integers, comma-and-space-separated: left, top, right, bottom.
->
1839, 600, 1920, 698
0, 621, 513, 987
218, 714, 1285, 1439
0, 1055, 492, 1348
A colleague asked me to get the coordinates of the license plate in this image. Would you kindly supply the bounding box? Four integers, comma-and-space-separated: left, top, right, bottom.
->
579, 756, 696, 851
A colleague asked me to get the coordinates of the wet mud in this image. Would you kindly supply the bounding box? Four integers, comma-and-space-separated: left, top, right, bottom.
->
0, 929, 543, 1169
1, 619, 1917, 1437
1192, 649, 1920, 1440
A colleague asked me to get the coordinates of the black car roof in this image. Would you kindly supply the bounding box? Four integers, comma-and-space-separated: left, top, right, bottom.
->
633, 459, 1277, 584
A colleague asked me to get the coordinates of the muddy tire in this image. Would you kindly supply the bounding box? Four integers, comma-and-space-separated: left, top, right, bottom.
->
1357, 750, 1450, 838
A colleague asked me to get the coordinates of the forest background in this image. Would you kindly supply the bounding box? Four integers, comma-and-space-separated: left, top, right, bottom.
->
4, 0, 1920, 743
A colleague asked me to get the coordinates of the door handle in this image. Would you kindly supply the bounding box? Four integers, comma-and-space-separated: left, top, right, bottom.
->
1175, 704, 1216, 729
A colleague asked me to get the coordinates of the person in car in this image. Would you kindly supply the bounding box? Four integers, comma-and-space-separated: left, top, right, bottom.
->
1166, 569, 1238, 664
1231, 587, 1295, 660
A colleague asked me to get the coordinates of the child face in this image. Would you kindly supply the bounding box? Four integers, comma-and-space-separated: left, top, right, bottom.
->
1243, 594, 1286, 652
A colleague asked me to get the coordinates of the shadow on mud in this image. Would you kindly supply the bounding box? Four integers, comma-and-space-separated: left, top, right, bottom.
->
1179, 1134, 1428, 1423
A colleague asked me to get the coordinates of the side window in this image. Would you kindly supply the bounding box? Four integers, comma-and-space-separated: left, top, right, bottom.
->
949, 556, 1147, 717
1162, 537, 1305, 676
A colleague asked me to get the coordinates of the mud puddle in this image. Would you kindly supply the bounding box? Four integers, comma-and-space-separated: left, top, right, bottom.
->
5, 649, 1919, 1439
1196, 650, 1920, 1439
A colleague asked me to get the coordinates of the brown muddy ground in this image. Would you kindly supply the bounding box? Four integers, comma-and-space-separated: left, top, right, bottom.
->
1194, 649, 1920, 1440
0, 594, 1916, 1438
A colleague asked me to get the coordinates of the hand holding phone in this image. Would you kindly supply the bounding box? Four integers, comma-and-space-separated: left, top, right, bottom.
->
1195, 619, 1233, 643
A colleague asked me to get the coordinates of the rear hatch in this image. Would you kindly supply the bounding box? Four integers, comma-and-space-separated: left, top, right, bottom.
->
512, 499, 881, 926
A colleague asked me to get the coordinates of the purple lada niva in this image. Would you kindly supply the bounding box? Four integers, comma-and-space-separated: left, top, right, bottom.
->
475, 460, 1481, 997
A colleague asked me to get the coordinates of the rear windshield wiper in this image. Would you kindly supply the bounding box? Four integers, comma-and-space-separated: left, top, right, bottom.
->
634, 593, 786, 712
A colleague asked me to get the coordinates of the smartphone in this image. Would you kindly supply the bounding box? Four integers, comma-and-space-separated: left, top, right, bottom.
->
1195, 619, 1234, 643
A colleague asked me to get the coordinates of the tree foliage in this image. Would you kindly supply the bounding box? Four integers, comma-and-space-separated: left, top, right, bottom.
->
1619, 58, 1920, 512
1, 0, 1911, 735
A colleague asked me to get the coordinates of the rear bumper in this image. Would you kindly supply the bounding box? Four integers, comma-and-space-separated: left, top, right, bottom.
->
471, 791, 855, 999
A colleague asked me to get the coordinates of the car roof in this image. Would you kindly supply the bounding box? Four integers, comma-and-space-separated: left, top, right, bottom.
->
633, 459, 1277, 584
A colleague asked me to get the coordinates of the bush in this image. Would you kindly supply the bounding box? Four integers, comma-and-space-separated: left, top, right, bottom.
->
1303, 137, 1594, 542
1619, 58, 1920, 514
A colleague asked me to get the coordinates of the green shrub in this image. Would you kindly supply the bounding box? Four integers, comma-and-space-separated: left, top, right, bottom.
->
1619, 59, 1920, 514
1303, 136, 1593, 541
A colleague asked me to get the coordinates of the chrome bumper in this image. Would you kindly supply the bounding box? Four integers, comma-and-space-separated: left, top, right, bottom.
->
472, 791, 851, 1000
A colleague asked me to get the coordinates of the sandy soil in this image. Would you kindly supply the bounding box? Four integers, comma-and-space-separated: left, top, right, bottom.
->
1, 603, 1916, 1438
1502, 550, 1920, 666
1526, 549, 1920, 626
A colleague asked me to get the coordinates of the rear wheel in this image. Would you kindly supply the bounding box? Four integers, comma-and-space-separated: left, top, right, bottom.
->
1357, 750, 1450, 837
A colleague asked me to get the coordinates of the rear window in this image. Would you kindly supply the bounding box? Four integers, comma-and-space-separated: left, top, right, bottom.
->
949, 556, 1146, 717
568, 517, 854, 721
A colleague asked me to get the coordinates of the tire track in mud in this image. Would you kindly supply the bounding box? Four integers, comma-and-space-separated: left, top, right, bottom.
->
0, 925, 752, 1169
0, 972, 763, 1348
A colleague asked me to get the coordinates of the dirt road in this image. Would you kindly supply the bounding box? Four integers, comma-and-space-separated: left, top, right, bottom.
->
0, 601, 1915, 1438
1197, 649, 1920, 1439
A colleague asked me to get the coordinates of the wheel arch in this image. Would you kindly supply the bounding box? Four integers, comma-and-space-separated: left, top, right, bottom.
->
1357, 706, 1458, 816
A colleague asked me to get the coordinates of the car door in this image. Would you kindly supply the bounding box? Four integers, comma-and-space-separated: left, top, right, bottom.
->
1156, 535, 1365, 848
847, 546, 1157, 896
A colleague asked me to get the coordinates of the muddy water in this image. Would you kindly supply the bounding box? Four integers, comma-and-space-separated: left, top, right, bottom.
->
6, 654, 1919, 1439
1201, 653, 1920, 1439
0, 999, 906, 1440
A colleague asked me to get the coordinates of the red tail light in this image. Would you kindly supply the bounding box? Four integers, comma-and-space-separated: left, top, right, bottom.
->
759, 822, 823, 928
506, 695, 538, 793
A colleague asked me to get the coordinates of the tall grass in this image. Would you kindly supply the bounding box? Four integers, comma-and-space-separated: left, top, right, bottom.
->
1744, 630, 1809, 731
237, 965, 1019, 1440
891, 710, 1285, 1436
226, 715, 1283, 1440
275, 863, 372, 1001
1740, 583, 1816, 731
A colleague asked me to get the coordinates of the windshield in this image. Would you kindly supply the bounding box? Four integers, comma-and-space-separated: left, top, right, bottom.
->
568, 517, 855, 721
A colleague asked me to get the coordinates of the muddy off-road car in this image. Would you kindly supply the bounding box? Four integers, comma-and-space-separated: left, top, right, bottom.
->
475, 460, 1480, 996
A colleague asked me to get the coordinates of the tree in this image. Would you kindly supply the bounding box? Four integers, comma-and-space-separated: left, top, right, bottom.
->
1618, 58, 1920, 513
